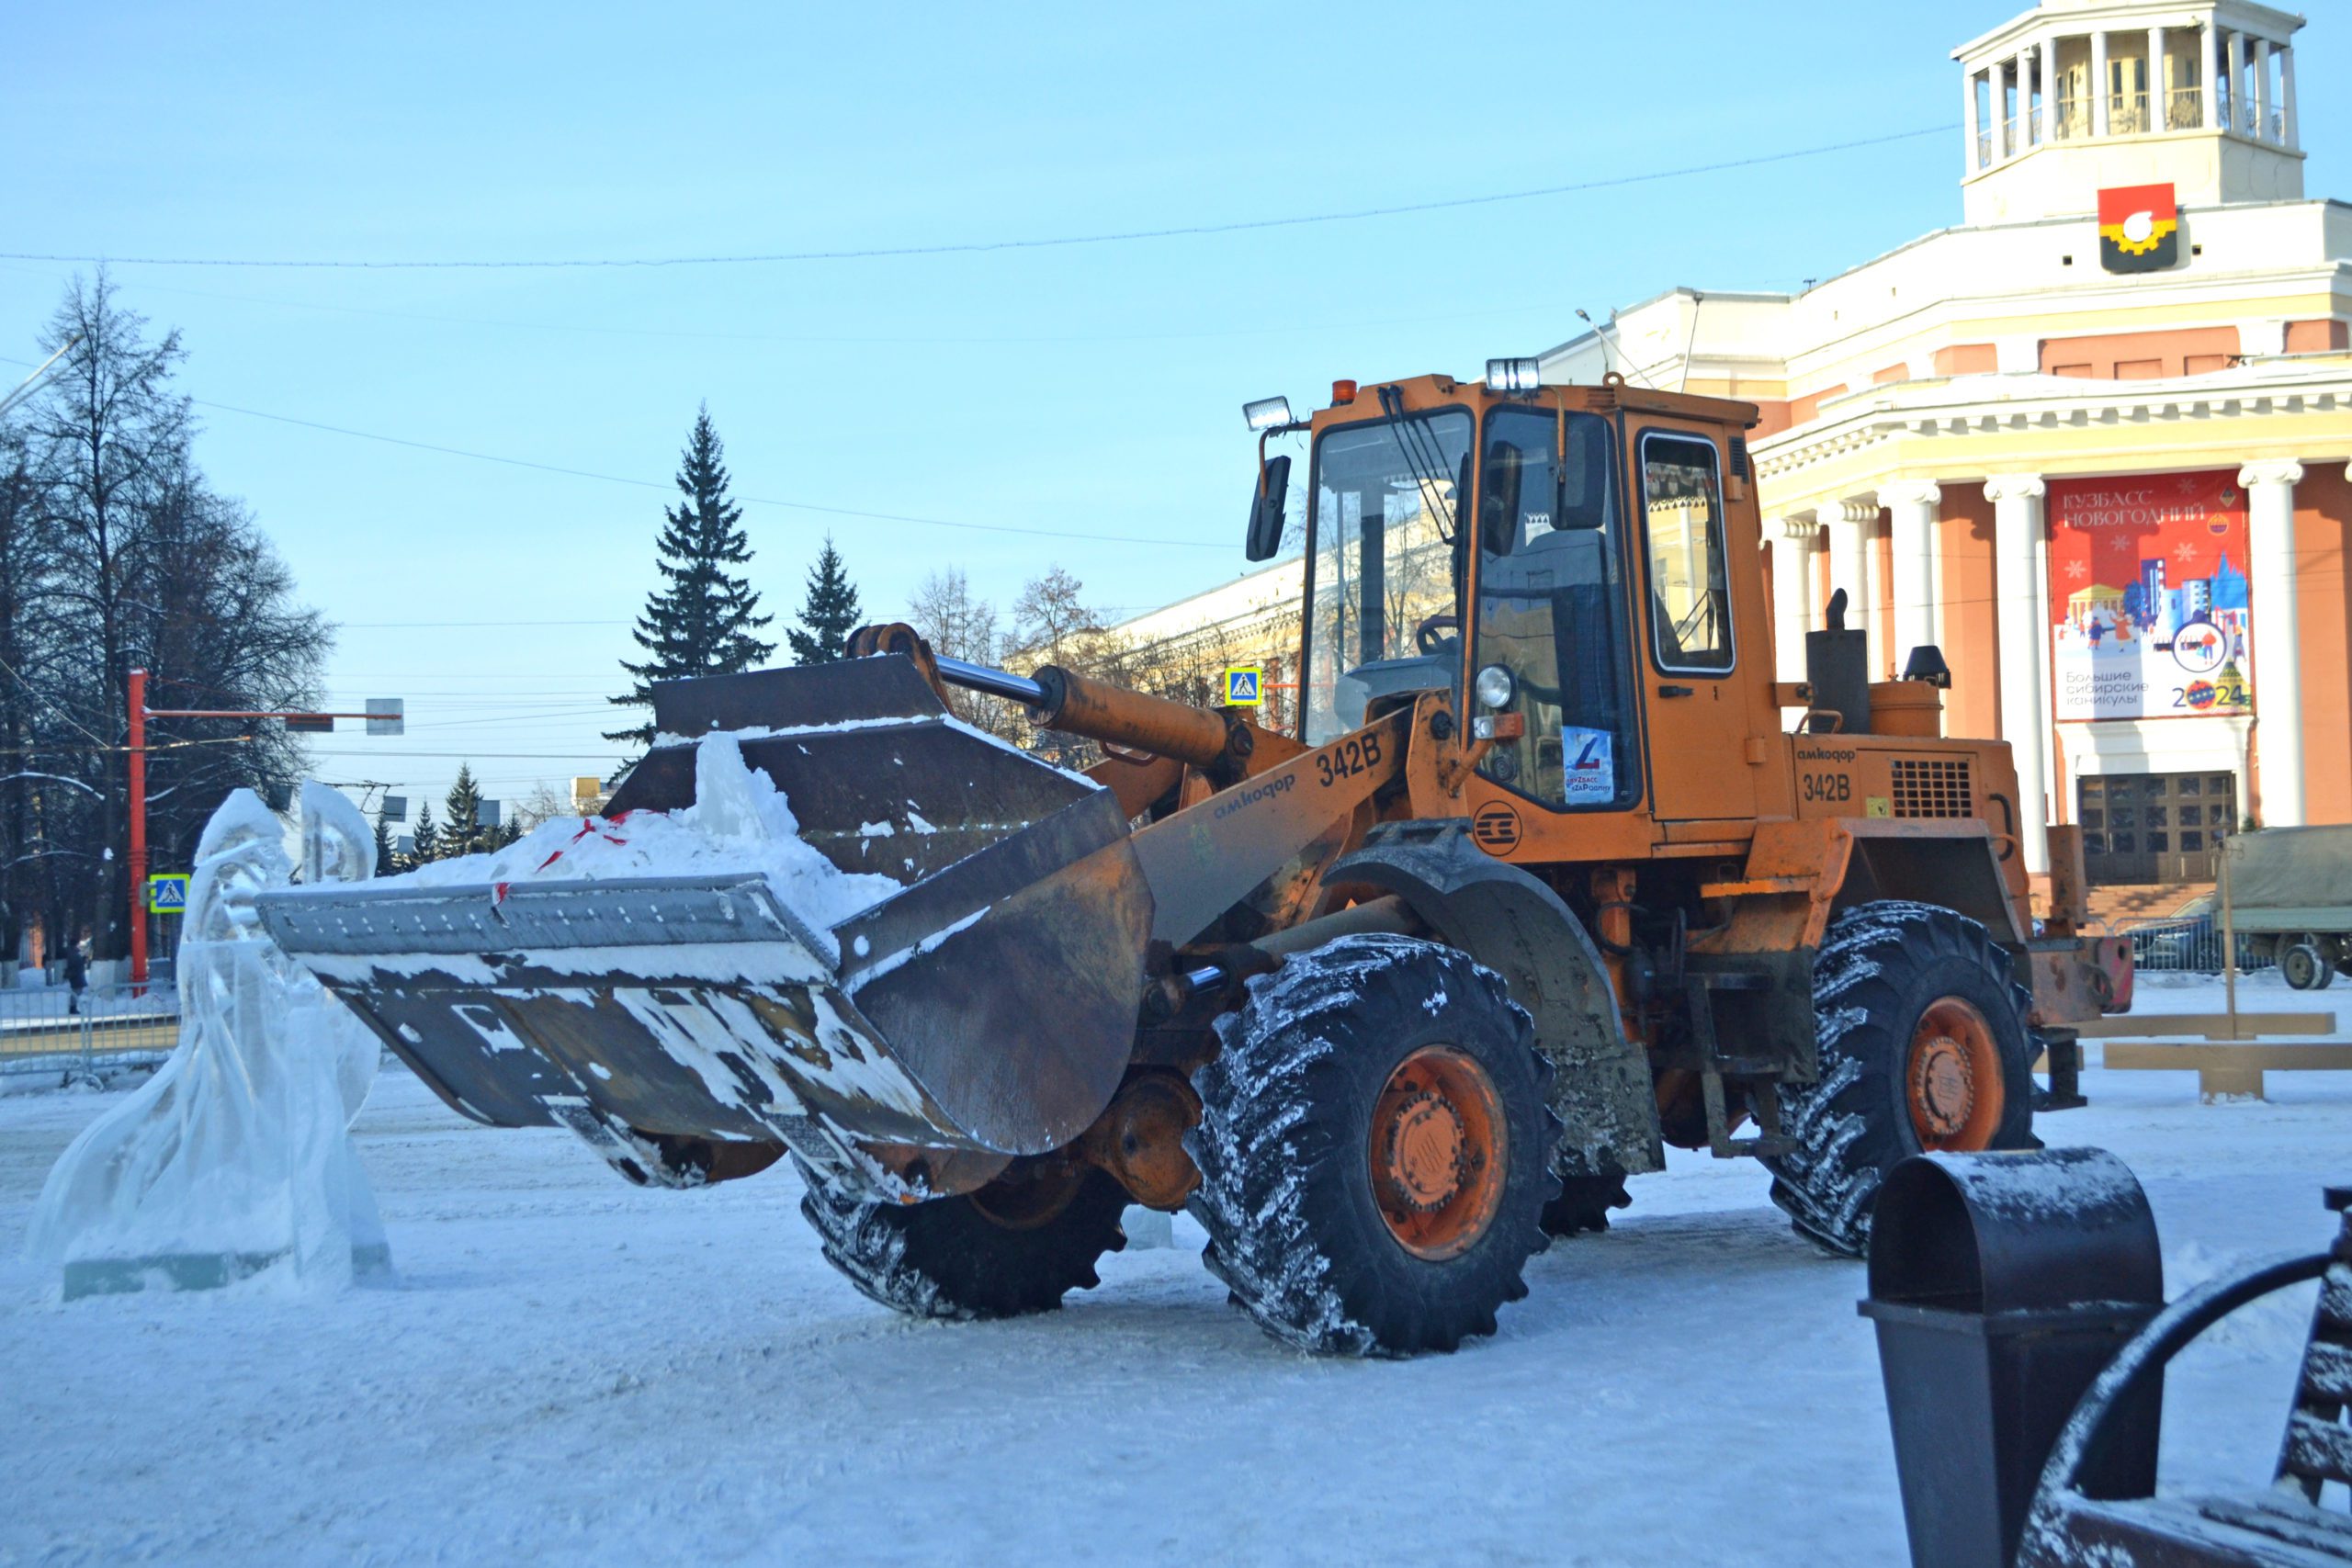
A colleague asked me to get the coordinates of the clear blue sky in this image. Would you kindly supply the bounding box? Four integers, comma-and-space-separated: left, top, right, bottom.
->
5, 2, 2344, 817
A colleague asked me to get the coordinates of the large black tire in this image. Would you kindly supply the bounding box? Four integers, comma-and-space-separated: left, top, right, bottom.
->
796, 1156, 1130, 1320
1766, 902, 2036, 1258
1187, 934, 1560, 1357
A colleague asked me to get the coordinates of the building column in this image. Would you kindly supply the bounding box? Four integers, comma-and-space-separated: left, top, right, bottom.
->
2241, 460, 2306, 826
1877, 480, 1942, 670
2280, 44, 2298, 148
2227, 30, 2246, 132
2035, 36, 2054, 143
2149, 25, 2167, 130
2091, 31, 2109, 135
1992, 57, 2011, 158
1986, 475, 2051, 874
2199, 21, 2219, 130
1818, 499, 1876, 647
1964, 66, 1983, 171
2023, 49, 2041, 144
1771, 521, 1820, 682
2255, 38, 2274, 141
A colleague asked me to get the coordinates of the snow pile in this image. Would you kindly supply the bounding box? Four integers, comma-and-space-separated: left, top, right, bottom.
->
388, 737, 900, 957
24, 784, 391, 1299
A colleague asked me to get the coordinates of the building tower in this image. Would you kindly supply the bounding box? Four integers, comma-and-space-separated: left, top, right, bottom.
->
1955, 0, 2306, 224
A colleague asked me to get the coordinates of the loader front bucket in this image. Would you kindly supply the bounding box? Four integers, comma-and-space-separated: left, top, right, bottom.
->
256, 658, 1155, 1199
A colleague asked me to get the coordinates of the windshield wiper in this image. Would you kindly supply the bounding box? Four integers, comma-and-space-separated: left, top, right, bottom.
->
1374, 385, 1461, 542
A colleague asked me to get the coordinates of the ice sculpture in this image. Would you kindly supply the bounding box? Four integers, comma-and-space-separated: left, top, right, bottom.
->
26, 784, 391, 1298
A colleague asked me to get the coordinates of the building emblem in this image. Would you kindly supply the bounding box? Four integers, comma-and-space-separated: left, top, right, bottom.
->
2098, 184, 2179, 273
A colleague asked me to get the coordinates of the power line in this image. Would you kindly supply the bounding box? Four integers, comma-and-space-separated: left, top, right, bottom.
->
0, 652, 112, 749
0, 264, 1578, 349
343, 617, 628, 628
190, 390, 1232, 549
0, 355, 1229, 551
2, 126, 1951, 271
303, 749, 627, 760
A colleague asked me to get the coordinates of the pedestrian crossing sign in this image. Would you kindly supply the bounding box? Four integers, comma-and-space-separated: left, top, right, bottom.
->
1224, 666, 1263, 707
146, 873, 188, 915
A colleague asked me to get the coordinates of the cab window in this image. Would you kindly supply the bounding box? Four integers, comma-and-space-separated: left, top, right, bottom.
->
1639, 434, 1734, 673
1303, 411, 1472, 743
1471, 409, 1637, 811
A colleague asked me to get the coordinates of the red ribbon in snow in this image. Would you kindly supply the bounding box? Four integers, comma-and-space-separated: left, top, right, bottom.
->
534, 812, 639, 874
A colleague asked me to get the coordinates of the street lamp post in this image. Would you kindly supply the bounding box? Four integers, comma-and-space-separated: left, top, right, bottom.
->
126, 668, 402, 990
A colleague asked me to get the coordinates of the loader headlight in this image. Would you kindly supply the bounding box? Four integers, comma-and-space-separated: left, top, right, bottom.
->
1485, 357, 1541, 393
1474, 663, 1517, 710
1243, 395, 1294, 432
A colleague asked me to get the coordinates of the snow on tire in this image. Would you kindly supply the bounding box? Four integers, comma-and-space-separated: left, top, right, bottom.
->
795, 1157, 1129, 1321
1186, 933, 1561, 1357
1766, 901, 2036, 1258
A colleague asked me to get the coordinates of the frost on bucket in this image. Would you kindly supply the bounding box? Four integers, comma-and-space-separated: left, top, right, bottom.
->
382, 733, 902, 956
257, 670, 1156, 1204
26, 784, 392, 1299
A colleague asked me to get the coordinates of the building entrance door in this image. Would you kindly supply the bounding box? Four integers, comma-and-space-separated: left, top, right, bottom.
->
2077, 771, 2234, 884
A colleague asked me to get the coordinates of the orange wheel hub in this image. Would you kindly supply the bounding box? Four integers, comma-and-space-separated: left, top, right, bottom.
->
1905, 998, 2005, 1149
1368, 1045, 1508, 1260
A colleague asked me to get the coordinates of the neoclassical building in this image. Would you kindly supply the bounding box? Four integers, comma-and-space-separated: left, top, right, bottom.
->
1113, 0, 2346, 895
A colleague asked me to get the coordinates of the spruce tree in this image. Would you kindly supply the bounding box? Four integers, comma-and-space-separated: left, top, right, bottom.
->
372, 811, 394, 876
606, 406, 775, 748
410, 801, 439, 866
443, 765, 486, 858
786, 536, 861, 665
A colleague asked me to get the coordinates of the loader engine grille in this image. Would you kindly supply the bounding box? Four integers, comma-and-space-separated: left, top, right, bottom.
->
1890, 757, 1974, 818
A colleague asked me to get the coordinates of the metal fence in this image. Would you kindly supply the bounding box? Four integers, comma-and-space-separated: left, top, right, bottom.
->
0, 981, 179, 1084
2120, 914, 2276, 976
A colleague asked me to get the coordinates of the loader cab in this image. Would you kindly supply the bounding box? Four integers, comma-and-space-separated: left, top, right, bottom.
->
1284, 373, 1784, 852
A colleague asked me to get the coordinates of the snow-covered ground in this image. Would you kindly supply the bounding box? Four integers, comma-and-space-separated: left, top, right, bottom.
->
3, 974, 2346, 1566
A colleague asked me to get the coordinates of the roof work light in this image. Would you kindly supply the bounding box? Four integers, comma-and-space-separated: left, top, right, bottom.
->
1485, 357, 1542, 393
1243, 396, 1294, 432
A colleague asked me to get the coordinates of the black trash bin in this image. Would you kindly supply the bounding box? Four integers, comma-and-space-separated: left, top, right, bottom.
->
1860, 1147, 2165, 1568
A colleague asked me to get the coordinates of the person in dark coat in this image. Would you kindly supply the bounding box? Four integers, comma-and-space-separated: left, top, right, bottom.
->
64, 942, 86, 1016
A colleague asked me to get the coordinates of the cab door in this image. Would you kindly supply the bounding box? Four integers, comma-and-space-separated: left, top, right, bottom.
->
1633, 427, 1759, 825
1464, 403, 1660, 863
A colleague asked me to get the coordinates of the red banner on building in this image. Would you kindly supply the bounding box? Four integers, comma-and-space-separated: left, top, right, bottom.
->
2047, 470, 2251, 721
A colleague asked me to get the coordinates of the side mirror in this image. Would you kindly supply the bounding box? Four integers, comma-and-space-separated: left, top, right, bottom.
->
1553, 469, 1603, 530
1481, 444, 1521, 556
1245, 454, 1290, 562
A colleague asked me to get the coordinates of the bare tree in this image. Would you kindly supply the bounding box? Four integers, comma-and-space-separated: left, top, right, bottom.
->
2, 272, 329, 968
910, 568, 997, 664
23, 272, 194, 962
0, 428, 60, 966
1005, 568, 1128, 767
511, 781, 578, 832
1012, 566, 1102, 671
909, 568, 1022, 738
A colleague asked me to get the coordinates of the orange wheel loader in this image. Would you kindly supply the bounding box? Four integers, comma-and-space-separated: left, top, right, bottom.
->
257, 368, 2130, 1356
